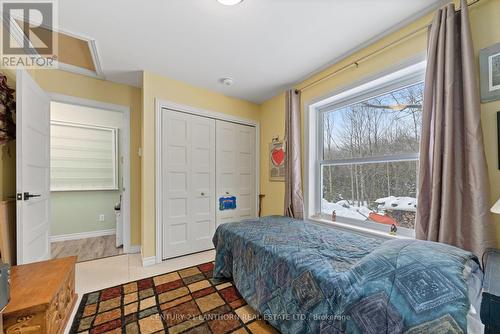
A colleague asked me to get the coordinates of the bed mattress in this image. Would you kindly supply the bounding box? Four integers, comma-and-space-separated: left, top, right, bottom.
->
213, 216, 481, 334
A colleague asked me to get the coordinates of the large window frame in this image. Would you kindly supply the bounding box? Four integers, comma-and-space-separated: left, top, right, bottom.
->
305, 60, 426, 238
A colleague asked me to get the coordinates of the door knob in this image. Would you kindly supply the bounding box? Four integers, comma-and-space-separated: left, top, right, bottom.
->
24, 192, 41, 200
201, 192, 205, 196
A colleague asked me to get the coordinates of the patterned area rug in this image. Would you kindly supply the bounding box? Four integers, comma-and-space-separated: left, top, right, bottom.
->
70, 262, 279, 334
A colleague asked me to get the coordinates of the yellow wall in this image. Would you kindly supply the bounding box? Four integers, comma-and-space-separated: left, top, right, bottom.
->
259, 0, 500, 246
0, 141, 15, 200
259, 95, 285, 216
25, 70, 142, 246
141, 71, 261, 258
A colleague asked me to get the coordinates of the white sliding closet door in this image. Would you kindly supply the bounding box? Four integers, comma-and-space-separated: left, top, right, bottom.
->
216, 121, 256, 226
161, 110, 216, 259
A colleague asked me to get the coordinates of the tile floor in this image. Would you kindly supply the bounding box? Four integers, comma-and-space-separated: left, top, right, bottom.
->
64, 250, 216, 334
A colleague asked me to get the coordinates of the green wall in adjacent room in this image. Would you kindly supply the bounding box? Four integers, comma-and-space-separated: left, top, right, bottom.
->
50, 191, 119, 235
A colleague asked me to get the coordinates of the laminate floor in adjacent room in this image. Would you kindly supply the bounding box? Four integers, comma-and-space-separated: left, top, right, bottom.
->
51, 235, 123, 262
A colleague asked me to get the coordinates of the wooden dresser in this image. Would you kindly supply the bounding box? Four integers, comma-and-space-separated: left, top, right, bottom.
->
2, 257, 77, 334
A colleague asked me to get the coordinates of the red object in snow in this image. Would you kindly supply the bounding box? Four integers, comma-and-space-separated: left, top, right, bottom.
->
368, 212, 399, 226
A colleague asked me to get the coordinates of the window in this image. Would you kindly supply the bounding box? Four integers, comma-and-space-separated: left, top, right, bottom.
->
50, 121, 118, 191
311, 65, 425, 237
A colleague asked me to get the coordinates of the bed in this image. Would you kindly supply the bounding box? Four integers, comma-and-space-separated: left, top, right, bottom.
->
213, 216, 483, 334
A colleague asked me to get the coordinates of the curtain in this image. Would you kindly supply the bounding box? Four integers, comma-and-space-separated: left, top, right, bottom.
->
416, 0, 494, 257
0, 74, 16, 145
284, 90, 304, 219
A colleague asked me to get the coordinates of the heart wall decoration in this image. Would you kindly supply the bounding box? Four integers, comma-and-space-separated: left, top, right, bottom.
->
269, 141, 285, 181
271, 147, 285, 167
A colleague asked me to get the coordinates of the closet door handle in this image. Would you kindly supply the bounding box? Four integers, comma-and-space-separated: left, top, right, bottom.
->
201, 192, 205, 196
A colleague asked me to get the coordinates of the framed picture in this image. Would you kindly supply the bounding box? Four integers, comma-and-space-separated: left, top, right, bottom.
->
480, 43, 500, 102
269, 140, 285, 181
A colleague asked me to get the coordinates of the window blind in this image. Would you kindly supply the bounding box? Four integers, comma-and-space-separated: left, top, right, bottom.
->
50, 121, 118, 191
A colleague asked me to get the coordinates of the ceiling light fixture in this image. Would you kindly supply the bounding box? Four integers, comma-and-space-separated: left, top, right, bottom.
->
217, 0, 243, 6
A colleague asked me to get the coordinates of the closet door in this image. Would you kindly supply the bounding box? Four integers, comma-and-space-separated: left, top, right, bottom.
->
216, 121, 238, 225
216, 121, 256, 226
235, 124, 256, 219
162, 110, 215, 259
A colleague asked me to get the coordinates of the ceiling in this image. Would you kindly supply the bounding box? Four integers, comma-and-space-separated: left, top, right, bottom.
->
58, 0, 444, 103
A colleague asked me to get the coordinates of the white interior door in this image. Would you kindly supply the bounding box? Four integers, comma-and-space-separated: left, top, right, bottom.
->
16, 68, 51, 264
216, 121, 256, 225
162, 109, 216, 259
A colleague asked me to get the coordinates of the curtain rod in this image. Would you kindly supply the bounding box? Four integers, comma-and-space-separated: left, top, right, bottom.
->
295, 0, 481, 93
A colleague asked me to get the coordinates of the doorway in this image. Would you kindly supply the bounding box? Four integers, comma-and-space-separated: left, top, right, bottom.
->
48, 95, 131, 262
15, 69, 131, 265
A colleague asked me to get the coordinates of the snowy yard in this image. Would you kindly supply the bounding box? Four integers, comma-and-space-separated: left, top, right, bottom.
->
321, 196, 417, 229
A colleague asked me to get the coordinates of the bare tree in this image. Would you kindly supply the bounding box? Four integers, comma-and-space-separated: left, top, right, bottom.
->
322, 82, 424, 212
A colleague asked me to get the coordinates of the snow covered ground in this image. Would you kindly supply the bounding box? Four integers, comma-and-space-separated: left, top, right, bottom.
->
321, 199, 370, 221
321, 196, 417, 221
375, 196, 417, 212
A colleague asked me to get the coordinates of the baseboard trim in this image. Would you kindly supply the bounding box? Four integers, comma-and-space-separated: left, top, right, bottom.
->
128, 245, 141, 254
140, 246, 157, 267
142, 256, 156, 267
50, 229, 116, 242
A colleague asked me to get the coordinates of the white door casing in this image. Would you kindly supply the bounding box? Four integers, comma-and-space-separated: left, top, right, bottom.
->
216, 121, 256, 226
49, 93, 132, 254
155, 99, 260, 264
161, 109, 216, 259
16, 68, 51, 264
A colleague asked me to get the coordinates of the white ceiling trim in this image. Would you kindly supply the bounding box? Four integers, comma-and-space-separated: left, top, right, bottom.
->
53, 26, 105, 79
3, 14, 105, 79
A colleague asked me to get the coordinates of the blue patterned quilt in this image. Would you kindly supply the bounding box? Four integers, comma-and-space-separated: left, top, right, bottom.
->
213, 216, 479, 334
